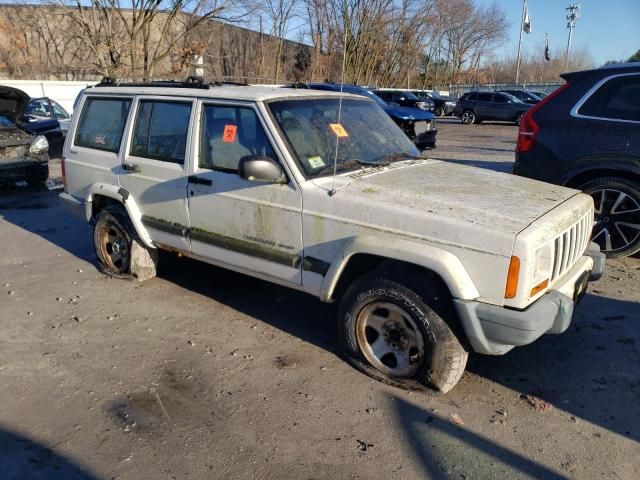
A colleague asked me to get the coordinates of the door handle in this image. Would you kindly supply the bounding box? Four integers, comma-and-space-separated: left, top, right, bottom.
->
122, 162, 141, 173
188, 175, 212, 186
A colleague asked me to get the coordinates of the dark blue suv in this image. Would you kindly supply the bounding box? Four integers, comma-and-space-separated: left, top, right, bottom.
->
514, 63, 640, 257
301, 83, 437, 149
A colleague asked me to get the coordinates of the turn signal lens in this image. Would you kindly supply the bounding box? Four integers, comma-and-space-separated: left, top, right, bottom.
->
530, 279, 549, 297
504, 256, 521, 299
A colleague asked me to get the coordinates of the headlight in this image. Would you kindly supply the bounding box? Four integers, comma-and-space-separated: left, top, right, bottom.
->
530, 243, 553, 297
29, 135, 49, 155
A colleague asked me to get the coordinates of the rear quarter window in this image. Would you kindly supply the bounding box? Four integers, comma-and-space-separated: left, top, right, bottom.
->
578, 74, 640, 122
75, 97, 132, 152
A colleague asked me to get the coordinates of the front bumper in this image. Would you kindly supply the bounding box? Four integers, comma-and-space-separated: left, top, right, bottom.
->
0, 157, 48, 180
454, 247, 604, 355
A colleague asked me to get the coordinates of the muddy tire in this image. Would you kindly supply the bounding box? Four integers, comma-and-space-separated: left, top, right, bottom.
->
337, 265, 468, 393
93, 205, 158, 281
434, 106, 443, 117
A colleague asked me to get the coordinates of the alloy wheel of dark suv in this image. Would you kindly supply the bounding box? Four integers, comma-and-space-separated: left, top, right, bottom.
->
514, 63, 640, 257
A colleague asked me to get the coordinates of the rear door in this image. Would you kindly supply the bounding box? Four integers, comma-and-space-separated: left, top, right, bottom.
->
474, 93, 494, 118
492, 93, 513, 120
186, 100, 303, 284
117, 96, 194, 251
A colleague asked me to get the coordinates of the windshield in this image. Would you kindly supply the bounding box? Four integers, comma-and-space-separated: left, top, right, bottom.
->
401, 91, 420, 100
269, 97, 420, 178
502, 92, 524, 103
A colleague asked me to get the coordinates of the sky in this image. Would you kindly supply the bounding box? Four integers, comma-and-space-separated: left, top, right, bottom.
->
478, 0, 640, 66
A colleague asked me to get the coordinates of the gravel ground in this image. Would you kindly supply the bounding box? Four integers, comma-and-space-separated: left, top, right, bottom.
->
1, 122, 639, 480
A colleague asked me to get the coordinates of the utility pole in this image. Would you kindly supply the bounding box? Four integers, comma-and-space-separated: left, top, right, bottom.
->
515, 0, 526, 84
565, 3, 580, 69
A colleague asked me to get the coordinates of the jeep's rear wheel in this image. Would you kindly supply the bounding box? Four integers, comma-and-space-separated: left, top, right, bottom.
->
580, 177, 640, 257
93, 205, 158, 280
460, 110, 475, 125
338, 267, 468, 393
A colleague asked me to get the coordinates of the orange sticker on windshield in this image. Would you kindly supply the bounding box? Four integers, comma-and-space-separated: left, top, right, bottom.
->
222, 124, 237, 143
329, 123, 349, 138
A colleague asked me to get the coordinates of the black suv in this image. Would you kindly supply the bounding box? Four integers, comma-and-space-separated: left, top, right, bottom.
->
498, 90, 542, 104
411, 90, 455, 116
373, 90, 434, 112
514, 63, 640, 257
454, 91, 531, 125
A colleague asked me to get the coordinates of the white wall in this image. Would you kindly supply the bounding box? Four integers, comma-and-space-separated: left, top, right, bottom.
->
0, 80, 97, 113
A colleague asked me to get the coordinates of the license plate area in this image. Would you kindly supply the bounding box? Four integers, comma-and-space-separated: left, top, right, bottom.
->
573, 270, 590, 303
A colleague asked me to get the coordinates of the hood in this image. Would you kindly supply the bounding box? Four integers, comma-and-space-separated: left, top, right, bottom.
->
384, 104, 434, 121
0, 85, 29, 123
307, 159, 580, 258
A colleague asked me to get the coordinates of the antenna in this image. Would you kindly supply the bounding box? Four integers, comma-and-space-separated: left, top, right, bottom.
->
328, 26, 349, 197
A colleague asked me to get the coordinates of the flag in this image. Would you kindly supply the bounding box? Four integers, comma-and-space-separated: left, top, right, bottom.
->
523, 1, 532, 34
544, 37, 551, 61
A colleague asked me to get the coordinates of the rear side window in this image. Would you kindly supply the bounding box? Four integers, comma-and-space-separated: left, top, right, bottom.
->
494, 94, 509, 103
75, 97, 131, 152
579, 74, 640, 122
75, 98, 131, 153
131, 100, 192, 164
476, 93, 493, 102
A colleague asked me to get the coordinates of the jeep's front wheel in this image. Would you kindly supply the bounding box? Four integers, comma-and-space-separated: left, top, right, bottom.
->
338, 268, 468, 393
93, 206, 158, 281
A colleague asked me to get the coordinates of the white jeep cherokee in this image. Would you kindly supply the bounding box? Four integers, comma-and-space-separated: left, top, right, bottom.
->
60, 79, 605, 393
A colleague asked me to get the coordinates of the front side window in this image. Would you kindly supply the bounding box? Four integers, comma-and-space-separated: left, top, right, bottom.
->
476, 93, 493, 102
269, 97, 420, 178
199, 105, 275, 172
75, 97, 131, 152
494, 94, 509, 104
26, 99, 52, 118
51, 100, 70, 119
578, 75, 640, 122
131, 100, 191, 164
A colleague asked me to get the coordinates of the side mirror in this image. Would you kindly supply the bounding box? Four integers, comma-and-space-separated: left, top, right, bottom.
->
239, 156, 287, 184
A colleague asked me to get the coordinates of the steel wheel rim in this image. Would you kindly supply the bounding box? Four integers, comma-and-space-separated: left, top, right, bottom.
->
355, 301, 425, 377
99, 221, 129, 273
461, 111, 473, 123
590, 188, 640, 253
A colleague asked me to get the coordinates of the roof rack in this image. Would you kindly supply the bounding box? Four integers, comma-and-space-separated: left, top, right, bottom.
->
95, 76, 224, 89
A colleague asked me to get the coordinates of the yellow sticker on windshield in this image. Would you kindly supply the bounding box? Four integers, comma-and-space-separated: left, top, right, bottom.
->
308, 156, 325, 169
329, 123, 349, 138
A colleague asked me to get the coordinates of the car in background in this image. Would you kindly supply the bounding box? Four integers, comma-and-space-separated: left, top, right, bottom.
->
514, 63, 640, 257
22, 97, 70, 157
454, 91, 532, 125
529, 91, 549, 99
498, 90, 542, 104
299, 83, 437, 149
373, 89, 434, 112
410, 90, 456, 116
0, 85, 50, 186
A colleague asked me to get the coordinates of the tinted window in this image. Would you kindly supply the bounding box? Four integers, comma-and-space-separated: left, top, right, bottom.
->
376, 91, 391, 100
26, 99, 52, 118
579, 74, 640, 122
200, 105, 275, 172
75, 97, 131, 152
494, 94, 509, 103
476, 93, 493, 102
465, 93, 477, 101
131, 101, 191, 164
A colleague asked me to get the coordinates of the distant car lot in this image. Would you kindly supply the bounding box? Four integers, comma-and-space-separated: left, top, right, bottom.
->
0, 118, 638, 479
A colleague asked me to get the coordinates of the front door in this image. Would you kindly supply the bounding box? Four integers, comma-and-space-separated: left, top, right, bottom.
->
118, 97, 195, 251
187, 101, 303, 284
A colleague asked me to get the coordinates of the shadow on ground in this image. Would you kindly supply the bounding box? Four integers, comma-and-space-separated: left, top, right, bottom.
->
390, 395, 568, 479
0, 427, 100, 480
467, 291, 640, 443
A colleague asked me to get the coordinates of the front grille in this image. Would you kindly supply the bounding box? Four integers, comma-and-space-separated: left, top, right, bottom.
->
550, 211, 592, 282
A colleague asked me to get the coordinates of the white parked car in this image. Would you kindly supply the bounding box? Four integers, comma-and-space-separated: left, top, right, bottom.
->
60, 79, 605, 393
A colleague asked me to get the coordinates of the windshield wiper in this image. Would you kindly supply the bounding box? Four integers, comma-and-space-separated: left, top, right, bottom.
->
374, 152, 421, 163
313, 158, 387, 177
